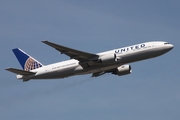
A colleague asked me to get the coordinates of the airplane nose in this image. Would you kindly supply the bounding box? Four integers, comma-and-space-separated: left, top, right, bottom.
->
169, 44, 174, 50
163, 43, 174, 52
165, 44, 174, 52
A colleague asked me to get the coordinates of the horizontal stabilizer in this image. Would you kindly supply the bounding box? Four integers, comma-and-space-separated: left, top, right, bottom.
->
5, 68, 36, 75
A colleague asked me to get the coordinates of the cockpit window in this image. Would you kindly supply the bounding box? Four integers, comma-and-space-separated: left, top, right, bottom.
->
164, 42, 170, 44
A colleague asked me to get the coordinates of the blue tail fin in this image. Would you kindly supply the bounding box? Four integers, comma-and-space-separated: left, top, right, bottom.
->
12, 48, 43, 71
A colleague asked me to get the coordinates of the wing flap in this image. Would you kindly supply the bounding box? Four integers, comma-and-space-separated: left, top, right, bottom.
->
42, 41, 99, 62
92, 71, 106, 77
6, 68, 36, 75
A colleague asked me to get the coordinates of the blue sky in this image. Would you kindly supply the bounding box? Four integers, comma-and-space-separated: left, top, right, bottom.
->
0, 0, 179, 120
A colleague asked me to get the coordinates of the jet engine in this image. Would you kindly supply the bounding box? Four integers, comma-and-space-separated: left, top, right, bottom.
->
113, 65, 132, 76
98, 53, 121, 63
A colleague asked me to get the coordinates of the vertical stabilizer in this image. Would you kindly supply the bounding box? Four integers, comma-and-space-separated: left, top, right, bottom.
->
12, 48, 43, 71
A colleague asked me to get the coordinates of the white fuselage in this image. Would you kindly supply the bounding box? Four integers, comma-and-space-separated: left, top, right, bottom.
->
17, 41, 173, 80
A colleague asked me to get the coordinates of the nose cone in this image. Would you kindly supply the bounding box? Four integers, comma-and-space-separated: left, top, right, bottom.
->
164, 44, 174, 53
168, 44, 174, 50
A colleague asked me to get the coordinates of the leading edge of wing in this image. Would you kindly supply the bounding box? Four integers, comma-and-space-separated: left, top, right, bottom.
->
42, 40, 99, 62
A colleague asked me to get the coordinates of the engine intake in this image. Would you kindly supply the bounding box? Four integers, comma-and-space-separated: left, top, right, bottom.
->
113, 65, 132, 76
98, 53, 121, 63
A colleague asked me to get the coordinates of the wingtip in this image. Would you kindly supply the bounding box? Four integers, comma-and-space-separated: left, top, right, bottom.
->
5, 67, 14, 71
42, 40, 48, 43
5, 68, 10, 71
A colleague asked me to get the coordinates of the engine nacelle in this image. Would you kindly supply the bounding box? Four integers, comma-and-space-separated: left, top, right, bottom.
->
98, 53, 121, 63
113, 65, 132, 76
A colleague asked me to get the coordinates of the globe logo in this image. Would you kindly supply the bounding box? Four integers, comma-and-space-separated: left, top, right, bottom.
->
24, 57, 42, 71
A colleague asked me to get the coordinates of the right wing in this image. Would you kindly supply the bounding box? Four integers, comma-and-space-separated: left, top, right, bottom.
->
42, 41, 99, 62
6, 68, 36, 75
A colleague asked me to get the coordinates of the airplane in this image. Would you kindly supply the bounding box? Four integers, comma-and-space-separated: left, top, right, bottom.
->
6, 41, 173, 82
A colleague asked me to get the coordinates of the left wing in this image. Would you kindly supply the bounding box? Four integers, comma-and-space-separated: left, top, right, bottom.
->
42, 41, 99, 62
